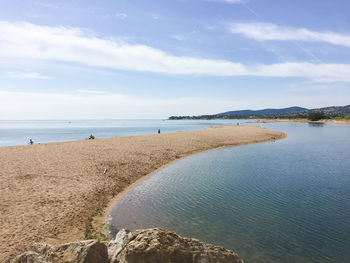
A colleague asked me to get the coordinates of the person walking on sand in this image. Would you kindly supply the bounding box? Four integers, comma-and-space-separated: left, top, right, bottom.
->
158, 129, 161, 134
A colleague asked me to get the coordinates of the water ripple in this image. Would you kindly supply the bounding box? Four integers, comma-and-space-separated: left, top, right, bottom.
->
109, 122, 350, 263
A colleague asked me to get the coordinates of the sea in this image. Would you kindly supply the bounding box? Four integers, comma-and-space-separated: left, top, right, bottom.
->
0, 119, 242, 147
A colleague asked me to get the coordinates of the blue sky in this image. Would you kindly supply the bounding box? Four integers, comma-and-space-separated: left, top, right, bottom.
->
0, 0, 349, 119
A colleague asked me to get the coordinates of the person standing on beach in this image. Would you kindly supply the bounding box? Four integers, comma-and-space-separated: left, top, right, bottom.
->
29, 139, 34, 145
158, 129, 161, 134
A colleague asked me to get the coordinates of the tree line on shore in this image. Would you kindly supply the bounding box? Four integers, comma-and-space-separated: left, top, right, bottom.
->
169, 105, 350, 121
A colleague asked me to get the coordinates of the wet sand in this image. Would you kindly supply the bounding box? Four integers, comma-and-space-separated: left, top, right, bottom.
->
0, 125, 285, 262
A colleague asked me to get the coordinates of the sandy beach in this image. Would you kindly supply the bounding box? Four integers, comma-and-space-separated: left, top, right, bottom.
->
0, 125, 285, 262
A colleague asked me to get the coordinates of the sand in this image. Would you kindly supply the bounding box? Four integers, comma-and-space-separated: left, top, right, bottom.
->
0, 125, 285, 262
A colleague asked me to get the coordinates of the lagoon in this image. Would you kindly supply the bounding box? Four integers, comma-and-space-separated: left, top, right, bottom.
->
109, 122, 350, 263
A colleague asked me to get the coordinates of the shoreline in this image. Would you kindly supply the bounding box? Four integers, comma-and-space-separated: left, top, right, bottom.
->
0, 125, 286, 262
252, 118, 350, 124
101, 133, 286, 235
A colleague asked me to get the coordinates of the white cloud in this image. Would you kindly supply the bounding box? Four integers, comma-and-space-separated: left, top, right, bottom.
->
255, 62, 350, 83
0, 21, 247, 76
115, 13, 128, 19
229, 22, 350, 48
3, 71, 51, 79
77, 89, 110, 94
0, 21, 350, 82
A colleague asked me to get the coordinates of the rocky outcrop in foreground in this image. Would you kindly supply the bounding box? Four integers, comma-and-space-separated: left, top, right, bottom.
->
12, 228, 244, 263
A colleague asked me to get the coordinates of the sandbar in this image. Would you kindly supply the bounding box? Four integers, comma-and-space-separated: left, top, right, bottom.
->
0, 125, 286, 262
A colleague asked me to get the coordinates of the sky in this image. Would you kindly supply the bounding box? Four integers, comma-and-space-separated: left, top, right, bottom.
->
0, 0, 349, 119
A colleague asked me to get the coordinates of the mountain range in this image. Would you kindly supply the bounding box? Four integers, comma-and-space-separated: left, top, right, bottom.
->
217, 106, 308, 117
169, 105, 350, 120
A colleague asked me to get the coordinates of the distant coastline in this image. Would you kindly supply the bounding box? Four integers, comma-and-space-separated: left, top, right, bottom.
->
168, 104, 350, 122
169, 116, 350, 124
252, 118, 350, 124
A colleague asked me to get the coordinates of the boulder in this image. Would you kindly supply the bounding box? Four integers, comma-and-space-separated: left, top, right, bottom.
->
12, 240, 108, 263
108, 229, 132, 263
12, 228, 244, 263
11, 252, 48, 263
109, 228, 244, 263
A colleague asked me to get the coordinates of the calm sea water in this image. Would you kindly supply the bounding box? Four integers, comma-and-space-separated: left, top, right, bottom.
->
109, 122, 350, 263
0, 119, 243, 147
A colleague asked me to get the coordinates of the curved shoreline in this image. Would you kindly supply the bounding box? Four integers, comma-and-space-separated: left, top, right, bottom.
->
0, 125, 286, 262
101, 126, 287, 237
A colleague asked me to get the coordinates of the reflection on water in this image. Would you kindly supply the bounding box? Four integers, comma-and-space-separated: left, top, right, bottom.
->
109, 122, 350, 263
308, 122, 325, 127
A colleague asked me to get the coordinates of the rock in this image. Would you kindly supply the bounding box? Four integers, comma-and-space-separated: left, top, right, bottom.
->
12, 228, 244, 263
11, 252, 48, 263
109, 228, 244, 263
108, 229, 131, 263
13, 240, 108, 263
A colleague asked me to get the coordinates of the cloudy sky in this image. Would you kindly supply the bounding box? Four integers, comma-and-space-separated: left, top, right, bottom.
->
0, 0, 349, 119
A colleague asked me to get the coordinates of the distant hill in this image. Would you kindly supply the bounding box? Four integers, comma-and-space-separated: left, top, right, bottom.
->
168, 105, 350, 120
217, 106, 308, 117
309, 105, 350, 116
